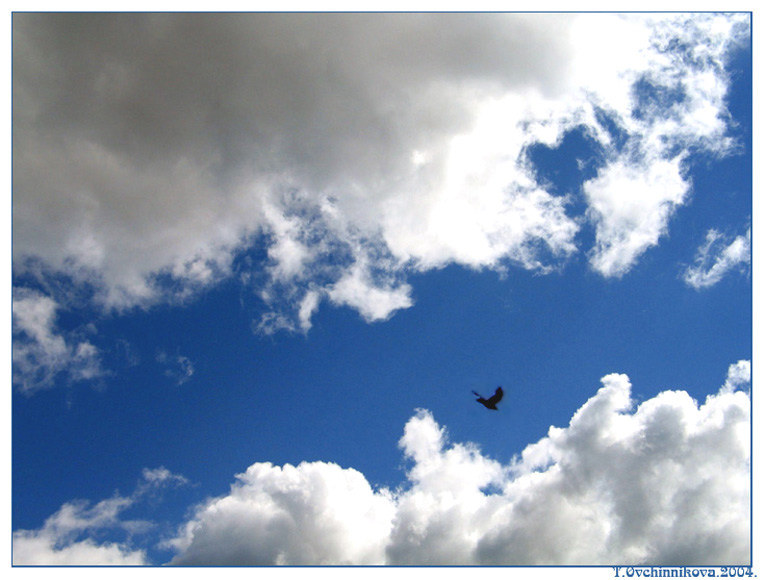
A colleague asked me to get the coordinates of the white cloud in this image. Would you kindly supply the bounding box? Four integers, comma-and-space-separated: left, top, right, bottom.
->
683, 228, 751, 289
140, 466, 190, 488
12, 287, 105, 393
164, 364, 749, 566
12, 466, 188, 565
720, 360, 751, 396
12, 531, 147, 566
327, 258, 413, 323
12, 13, 749, 329
166, 461, 396, 565
14, 365, 749, 565
585, 156, 689, 277
580, 13, 747, 278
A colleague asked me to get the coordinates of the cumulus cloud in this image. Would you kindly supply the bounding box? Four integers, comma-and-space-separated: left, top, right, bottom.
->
682, 227, 751, 289
13, 365, 749, 565
164, 365, 749, 566
12, 287, 105, 393
12, 466, 188, 565
12, 13, 749, 330
165, 462, 396, 565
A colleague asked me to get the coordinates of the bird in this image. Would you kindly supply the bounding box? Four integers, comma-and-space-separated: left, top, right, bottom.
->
472, 386, 504, 410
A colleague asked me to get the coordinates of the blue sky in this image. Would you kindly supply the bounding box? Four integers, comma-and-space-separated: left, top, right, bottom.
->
10, 12, 753, 567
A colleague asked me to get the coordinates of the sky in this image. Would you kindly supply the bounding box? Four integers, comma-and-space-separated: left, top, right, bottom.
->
9, 11, 754, 568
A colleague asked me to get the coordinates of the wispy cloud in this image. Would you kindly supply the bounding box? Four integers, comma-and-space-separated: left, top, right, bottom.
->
12, 13, 749, 331
156, 351, 195, 386
12, 466, 188, 565
682, 227, 751, 289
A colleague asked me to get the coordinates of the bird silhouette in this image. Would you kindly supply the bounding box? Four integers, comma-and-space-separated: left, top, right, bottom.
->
472, 386, 504, 410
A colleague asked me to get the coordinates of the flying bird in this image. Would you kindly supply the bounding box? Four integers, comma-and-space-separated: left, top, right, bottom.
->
472, 386, 504, 410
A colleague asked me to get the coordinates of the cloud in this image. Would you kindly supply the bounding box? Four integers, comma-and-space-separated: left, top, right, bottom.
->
682, 227, 751, 289
163, 364, 749, 566
12, 287, 105, 393
12, 466, 188, 565
165, 462, 396, 566
12, 530, 148, 566
12, 13, 749, 330
326, 257, 414, 323
585, 156, 689, 277
720, 360, 751, 396
139, 466, 190, 489
156, 351, 195, 386
14, 365, 749, 565
12, 496, 148, 566
581, 12, 747, 278
478, 374, 750, 565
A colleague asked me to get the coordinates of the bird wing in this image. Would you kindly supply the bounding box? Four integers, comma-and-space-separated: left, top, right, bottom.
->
487, 386, 504, 405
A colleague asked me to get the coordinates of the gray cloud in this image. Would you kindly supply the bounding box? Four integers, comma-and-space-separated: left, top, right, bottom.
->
13, 13, 749, 330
